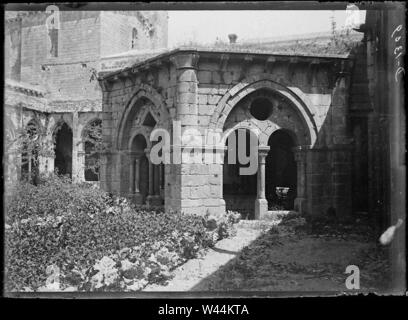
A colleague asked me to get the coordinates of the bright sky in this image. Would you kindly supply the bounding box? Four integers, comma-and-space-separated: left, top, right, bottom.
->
168, 10, 366, 47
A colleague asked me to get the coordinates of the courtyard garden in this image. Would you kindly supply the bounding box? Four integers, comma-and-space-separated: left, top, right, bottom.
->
4, 174, 391, 294
4, 174, 240, 292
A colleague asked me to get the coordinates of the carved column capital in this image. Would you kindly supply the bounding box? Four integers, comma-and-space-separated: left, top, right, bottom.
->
170, 52, 200, 70
258, 146, 270, 163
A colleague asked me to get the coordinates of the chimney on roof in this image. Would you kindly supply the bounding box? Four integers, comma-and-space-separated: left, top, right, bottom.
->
228, 34, 237, 44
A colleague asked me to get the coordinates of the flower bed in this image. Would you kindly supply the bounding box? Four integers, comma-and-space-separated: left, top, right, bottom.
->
5, 175, 240, 292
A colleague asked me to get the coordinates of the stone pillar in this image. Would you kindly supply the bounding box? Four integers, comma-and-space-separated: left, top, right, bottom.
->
28, 155, 32, 181
154, 164, 160, 195
215, 146, 227, 212
148, 160, 154, 195
331, 145, 353, 220
170, 53, 200, 126
294, 146, 308, 214
135, 157, 141, 193
99, 151, 108, 191
128, 156, 135, 194
132, 154, 144, 204
71, 112, 80, 183
159, 164, 165, 199
254, 146, 270, 219
167, 53, 200, 214
77, 151, 86, 182
146, 149, 162, 207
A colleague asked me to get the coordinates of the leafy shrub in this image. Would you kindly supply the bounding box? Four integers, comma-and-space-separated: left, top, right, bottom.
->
5, 175, 237, 292
5, 174, 110, 222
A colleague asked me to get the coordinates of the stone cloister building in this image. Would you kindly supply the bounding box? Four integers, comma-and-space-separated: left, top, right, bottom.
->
4, 8, 403, 224
98, 49, 354, 219
4, 10, 168, 184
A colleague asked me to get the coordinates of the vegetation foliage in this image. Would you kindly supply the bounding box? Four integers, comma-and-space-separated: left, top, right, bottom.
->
5, 175, 240, 292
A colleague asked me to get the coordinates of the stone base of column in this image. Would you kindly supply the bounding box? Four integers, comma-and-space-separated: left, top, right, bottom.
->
129, 193, 144, 205
254, 198, 268, 220
294, 197, 307, 214
146, 195, 163, 207
205, 199, 226, 218
219, 198, 226, 211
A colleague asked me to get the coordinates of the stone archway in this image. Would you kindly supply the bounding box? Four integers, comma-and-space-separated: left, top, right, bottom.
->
129, 134, 149, 204
223, 128, 259, 218
54, 122, 73, 177
117, 91, 166, 206
116, 84, 170, 151
218, 82, 314, 218
210, 77, 317, 147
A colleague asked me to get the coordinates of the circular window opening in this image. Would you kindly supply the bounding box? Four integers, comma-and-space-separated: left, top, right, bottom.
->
250, 97, 273, 121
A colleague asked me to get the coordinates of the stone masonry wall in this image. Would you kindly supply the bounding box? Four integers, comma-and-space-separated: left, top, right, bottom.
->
101, 51, 354, 218
19, 11, 102, 103
100, 11, 168, 57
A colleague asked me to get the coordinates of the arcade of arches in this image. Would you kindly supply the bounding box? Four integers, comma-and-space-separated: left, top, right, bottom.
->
100, 51, 353, 219
18, 118, 103, 183
221, 88, 307, 219
54, 122, 73, 177
127, 134, 165, 206
108, 83, 313, 220
118, 97, 167, 207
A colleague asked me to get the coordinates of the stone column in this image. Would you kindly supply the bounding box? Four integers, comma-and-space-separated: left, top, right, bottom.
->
215, 146, 227, 212
170, 53, 200, 126
159, 164, 165, 199
77, 151, 85, 182
331, 144, 353, 220
146, 149, 162, 207
294, 146, 308, 214
28, 155, 32, 181
154, 164, 160, 195
133, 154, 144, 204
254, 146, 270, 219
134, 157, 141, 193
71, 112, 80, 182
168, 53, 200, 214
128, 155, 135, 194
148, 160, 154, 196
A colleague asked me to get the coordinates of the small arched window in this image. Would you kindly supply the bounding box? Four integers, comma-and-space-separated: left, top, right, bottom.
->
131, 28, 138, 49
46, 6, 60, 58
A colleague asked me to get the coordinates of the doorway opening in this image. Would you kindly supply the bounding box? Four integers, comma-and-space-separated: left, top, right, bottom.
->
54, 122, 73, 177
266, 130, 297, 210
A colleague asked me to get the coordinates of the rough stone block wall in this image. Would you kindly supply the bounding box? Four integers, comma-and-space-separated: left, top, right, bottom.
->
20, 11, 102, 102
100, 11, 168, 57
5, 10, 168, 192
4, 19, 22, 81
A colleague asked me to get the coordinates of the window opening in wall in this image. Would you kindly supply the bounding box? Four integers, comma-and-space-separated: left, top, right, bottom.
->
131, 28, 138, 49
48, 28, 58, 57
250, 97, 273, 121
54, 122, 73, 177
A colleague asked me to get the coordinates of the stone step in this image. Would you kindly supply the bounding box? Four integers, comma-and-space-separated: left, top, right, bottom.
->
237, 219, 278, 230
237, 210, 299, 229
264, 210, 298, 221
